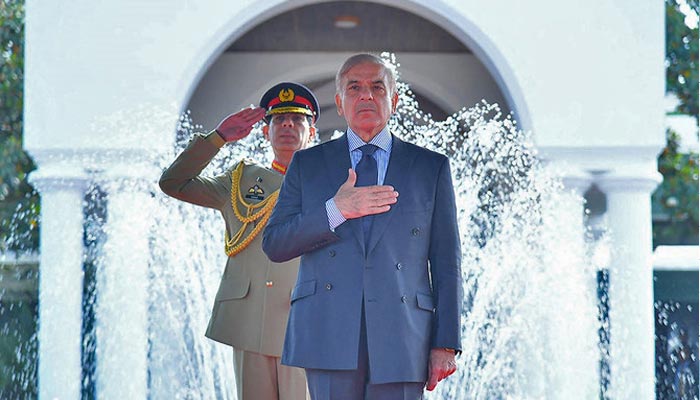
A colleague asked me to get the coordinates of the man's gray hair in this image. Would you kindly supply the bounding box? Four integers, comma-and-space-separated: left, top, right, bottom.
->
335, 53, 398, 95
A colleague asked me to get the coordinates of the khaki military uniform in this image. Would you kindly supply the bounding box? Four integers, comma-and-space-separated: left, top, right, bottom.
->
159, 131, 309, 400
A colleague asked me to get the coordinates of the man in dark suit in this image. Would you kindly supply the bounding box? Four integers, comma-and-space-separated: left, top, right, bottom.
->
263, 53, 462, 400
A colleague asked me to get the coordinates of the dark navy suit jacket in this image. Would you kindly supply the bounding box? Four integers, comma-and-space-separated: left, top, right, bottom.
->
263, 133, 462, 384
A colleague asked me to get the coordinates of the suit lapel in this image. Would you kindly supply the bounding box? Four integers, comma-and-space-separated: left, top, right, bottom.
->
322, 134, 351, 190
322, 133, 365, 250
366, 135, 416, 255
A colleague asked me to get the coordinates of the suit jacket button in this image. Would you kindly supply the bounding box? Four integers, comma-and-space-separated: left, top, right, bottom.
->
396, 263, 402, 270
325, 283, 332, 291
329, 250, 336, 257
401, 295, 407, 303
411, 227, 420, 236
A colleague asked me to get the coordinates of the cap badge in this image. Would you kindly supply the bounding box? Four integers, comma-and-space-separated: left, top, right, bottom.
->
279, 88, 295, 102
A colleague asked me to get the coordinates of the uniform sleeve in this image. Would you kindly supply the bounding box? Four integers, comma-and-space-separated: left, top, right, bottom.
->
158, 131, 230, 210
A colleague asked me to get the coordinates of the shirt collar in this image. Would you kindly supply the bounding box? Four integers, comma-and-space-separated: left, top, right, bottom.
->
347, 126, 392, 153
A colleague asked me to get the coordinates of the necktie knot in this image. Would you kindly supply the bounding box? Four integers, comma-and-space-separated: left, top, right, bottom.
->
359, 144, 379, 157
355, 144, 379, 189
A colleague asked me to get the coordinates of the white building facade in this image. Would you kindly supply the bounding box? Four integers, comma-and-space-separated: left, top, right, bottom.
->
24, 0, 666, 398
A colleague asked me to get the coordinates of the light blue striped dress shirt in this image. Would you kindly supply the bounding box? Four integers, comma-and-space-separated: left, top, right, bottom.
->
325, 127, 393, 230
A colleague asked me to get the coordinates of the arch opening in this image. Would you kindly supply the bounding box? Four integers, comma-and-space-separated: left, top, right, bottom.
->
179, 0, 530, 141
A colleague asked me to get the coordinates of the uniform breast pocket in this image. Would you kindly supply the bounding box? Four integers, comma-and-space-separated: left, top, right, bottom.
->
215, 278, 251, 302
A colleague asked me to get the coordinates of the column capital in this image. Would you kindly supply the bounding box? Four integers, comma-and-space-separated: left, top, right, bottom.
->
29, 167, 89, 193
26, 149, 91, 193
97, 163, 160, 194
544, 160, 593, 196
596, 171, 662, 195
561, 172, 594, 197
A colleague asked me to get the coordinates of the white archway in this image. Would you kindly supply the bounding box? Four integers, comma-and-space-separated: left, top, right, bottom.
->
175, 0, 532, 135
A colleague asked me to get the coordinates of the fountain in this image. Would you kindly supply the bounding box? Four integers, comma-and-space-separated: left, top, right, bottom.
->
385, 61, 601, 398
3, 58, 609, 398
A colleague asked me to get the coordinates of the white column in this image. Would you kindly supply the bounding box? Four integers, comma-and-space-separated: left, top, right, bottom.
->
597, 172, 661, 400
30, 167, 87, 400
541, 166, 600, 398
94, 167, 153, 399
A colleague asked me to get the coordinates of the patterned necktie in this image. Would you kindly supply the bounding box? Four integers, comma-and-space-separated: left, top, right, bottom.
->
355, 144, 379, 243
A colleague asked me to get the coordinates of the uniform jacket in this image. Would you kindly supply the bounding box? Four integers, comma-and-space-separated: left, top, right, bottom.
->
159, 133, 299, 357
262, 133, 462, 384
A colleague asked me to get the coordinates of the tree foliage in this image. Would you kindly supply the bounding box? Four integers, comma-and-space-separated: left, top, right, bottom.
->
0, 0, 38, 252
653, 0, 700, 247
666, 0, 699, 119
0, 3, 38, 397
653, 130, 699, 245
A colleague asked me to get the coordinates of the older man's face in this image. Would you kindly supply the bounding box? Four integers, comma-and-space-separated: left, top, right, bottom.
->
335, 62, 398, 140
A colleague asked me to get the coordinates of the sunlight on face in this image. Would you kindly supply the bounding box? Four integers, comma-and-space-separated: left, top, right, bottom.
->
335, 62, 398, 140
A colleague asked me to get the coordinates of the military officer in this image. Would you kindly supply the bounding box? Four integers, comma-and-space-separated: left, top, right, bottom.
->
159, 82, 319, 400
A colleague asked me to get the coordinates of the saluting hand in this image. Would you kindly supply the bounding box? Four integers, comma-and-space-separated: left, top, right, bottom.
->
215, 107, 266, 142
333, 168, 399, 219
425, 348, 457, 391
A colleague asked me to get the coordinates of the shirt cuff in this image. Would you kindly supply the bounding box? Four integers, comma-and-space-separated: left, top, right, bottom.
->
205, 129, 226, 148
325, 198, 346, 231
